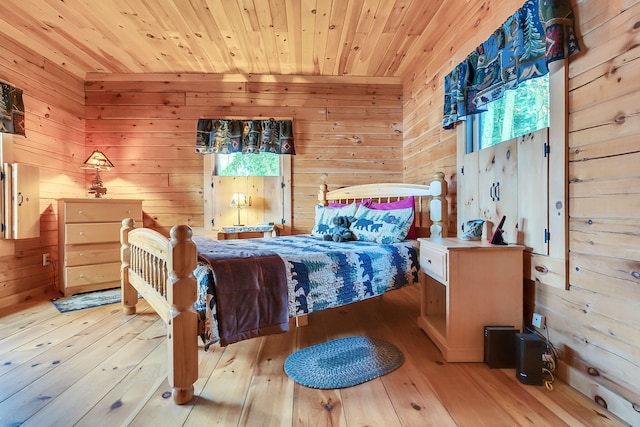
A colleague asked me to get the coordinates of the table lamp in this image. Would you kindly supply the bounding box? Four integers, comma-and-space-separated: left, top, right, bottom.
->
82, 149, 114, 198
230, 192, 251, 226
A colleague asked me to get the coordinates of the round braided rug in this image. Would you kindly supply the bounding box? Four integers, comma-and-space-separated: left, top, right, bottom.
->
283, 336, 404, 389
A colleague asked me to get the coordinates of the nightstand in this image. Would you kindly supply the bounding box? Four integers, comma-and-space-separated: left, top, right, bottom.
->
417, 237, 524, 362
217, 224, 281, 240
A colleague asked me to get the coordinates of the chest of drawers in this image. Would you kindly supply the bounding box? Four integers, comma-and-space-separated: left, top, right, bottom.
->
58, 199, 143, 296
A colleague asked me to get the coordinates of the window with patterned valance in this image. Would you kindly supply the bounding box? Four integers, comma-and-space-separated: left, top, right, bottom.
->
196, 119, 295, 155
0, 82, 25, 136
442, 0, 581, 129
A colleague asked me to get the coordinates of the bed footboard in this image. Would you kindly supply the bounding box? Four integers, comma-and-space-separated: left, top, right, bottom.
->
120, 218, 199, 405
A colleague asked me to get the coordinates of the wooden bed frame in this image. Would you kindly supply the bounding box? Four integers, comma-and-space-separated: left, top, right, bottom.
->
119, 173, 448, 404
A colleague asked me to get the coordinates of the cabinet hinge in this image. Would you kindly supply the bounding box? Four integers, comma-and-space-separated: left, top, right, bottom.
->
544, 143, 550, 157
211, 218, 215, 226
461, 166, 465, 175
544, 229, 550, 243
0, 171, 4, 180
281, 182, 286, 189
1, 223, 4, 232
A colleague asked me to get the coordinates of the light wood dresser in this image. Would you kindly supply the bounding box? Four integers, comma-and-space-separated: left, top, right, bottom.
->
58, 199, 143, 296
417, 237, 524, 362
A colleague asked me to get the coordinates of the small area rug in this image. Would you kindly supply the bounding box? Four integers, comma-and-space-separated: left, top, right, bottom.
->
284, 336, 404, 389
51, 288, 121, 313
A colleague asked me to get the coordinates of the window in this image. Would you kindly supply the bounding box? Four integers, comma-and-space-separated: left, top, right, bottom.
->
466, 74, 550, 153
217, 152, 280, 177
203, 153, 292, 235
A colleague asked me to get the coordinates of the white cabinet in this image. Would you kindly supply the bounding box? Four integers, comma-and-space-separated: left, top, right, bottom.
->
1, 133, 40, 240
516, 131, 549, 255
11, 163, 40, 239
457, 127, 567, 290
459, 129, 547, 253
477, 138, 519, 244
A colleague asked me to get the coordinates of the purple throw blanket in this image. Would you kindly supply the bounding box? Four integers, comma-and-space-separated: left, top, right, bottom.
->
196, 238, 289, 346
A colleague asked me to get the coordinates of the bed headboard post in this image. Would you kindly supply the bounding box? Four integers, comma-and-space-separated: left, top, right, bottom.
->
166, 224, 199, 405
318, 183, 328, 206
429, 172, 448, 237
120, 218, 137, 315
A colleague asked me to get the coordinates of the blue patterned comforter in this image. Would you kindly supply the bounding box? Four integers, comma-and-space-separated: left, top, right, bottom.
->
193, 235, 420, 347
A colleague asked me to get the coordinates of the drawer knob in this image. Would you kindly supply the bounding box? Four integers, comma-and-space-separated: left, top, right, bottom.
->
79, 253, 84, 257
427, 259, 432, 264
534, 265, 548, 274
79, 231, 84, 236
79, 274, 84, 278
78, 210, 83, 214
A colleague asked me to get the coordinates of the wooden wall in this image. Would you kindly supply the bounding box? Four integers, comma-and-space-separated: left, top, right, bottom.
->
0, 34, 86, 308
401, 0, 640, 424
84, 74, 404, 235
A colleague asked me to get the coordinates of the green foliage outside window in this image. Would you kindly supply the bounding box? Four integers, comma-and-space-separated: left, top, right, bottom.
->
478, 74, 549, 149
217, 152, 280, 176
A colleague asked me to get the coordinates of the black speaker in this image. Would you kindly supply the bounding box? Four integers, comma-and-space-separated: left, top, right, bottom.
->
484, 326, 518, 368
515, 333, 545, 385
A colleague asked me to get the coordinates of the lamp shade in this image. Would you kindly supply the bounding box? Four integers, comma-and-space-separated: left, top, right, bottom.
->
230, 193, 250, 208
82, 150, 114, 170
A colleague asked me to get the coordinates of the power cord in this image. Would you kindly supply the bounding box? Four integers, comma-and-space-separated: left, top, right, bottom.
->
539, 324, 559, 390
49, 259, 57, 293
526, 320, 560, 390
542, 367, 555, 391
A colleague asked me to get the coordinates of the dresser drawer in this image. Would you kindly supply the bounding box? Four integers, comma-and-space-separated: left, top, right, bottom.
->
63, 202, 142, 223
65, 223, 122, 244
420, 245, 447, 282
65, 242, 121, 267
65, 262, 121, 287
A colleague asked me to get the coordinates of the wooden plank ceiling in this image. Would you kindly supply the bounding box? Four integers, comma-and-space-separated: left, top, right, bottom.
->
0, 0, 449, 80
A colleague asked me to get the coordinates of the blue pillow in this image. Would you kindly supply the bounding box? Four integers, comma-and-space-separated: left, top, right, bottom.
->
350, 205, 414, 243
311, 203, 358, 237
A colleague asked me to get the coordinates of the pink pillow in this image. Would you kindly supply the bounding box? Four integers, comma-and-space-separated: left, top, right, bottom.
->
368, 196, 417, 239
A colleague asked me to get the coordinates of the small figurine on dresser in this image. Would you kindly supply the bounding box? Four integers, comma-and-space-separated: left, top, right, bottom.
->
460, 219, 484, 241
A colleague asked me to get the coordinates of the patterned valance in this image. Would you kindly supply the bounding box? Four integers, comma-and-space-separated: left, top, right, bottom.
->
0, 82, 25, 136
196, 119, 295, 155
442, 0, 580, 129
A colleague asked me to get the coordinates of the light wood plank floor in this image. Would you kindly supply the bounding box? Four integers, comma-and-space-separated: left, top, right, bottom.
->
0, 284, 626, 427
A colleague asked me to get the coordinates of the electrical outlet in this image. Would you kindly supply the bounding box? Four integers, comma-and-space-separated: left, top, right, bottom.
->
532, 312, 546, 328
42, 253, 50, 266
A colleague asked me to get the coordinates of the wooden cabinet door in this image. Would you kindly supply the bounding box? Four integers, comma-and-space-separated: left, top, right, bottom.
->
517, 129, 549, 254
458, 150, 479, 237
478, 139, 518, 243
210, 175, 283, 228
11, 163, 40, 239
